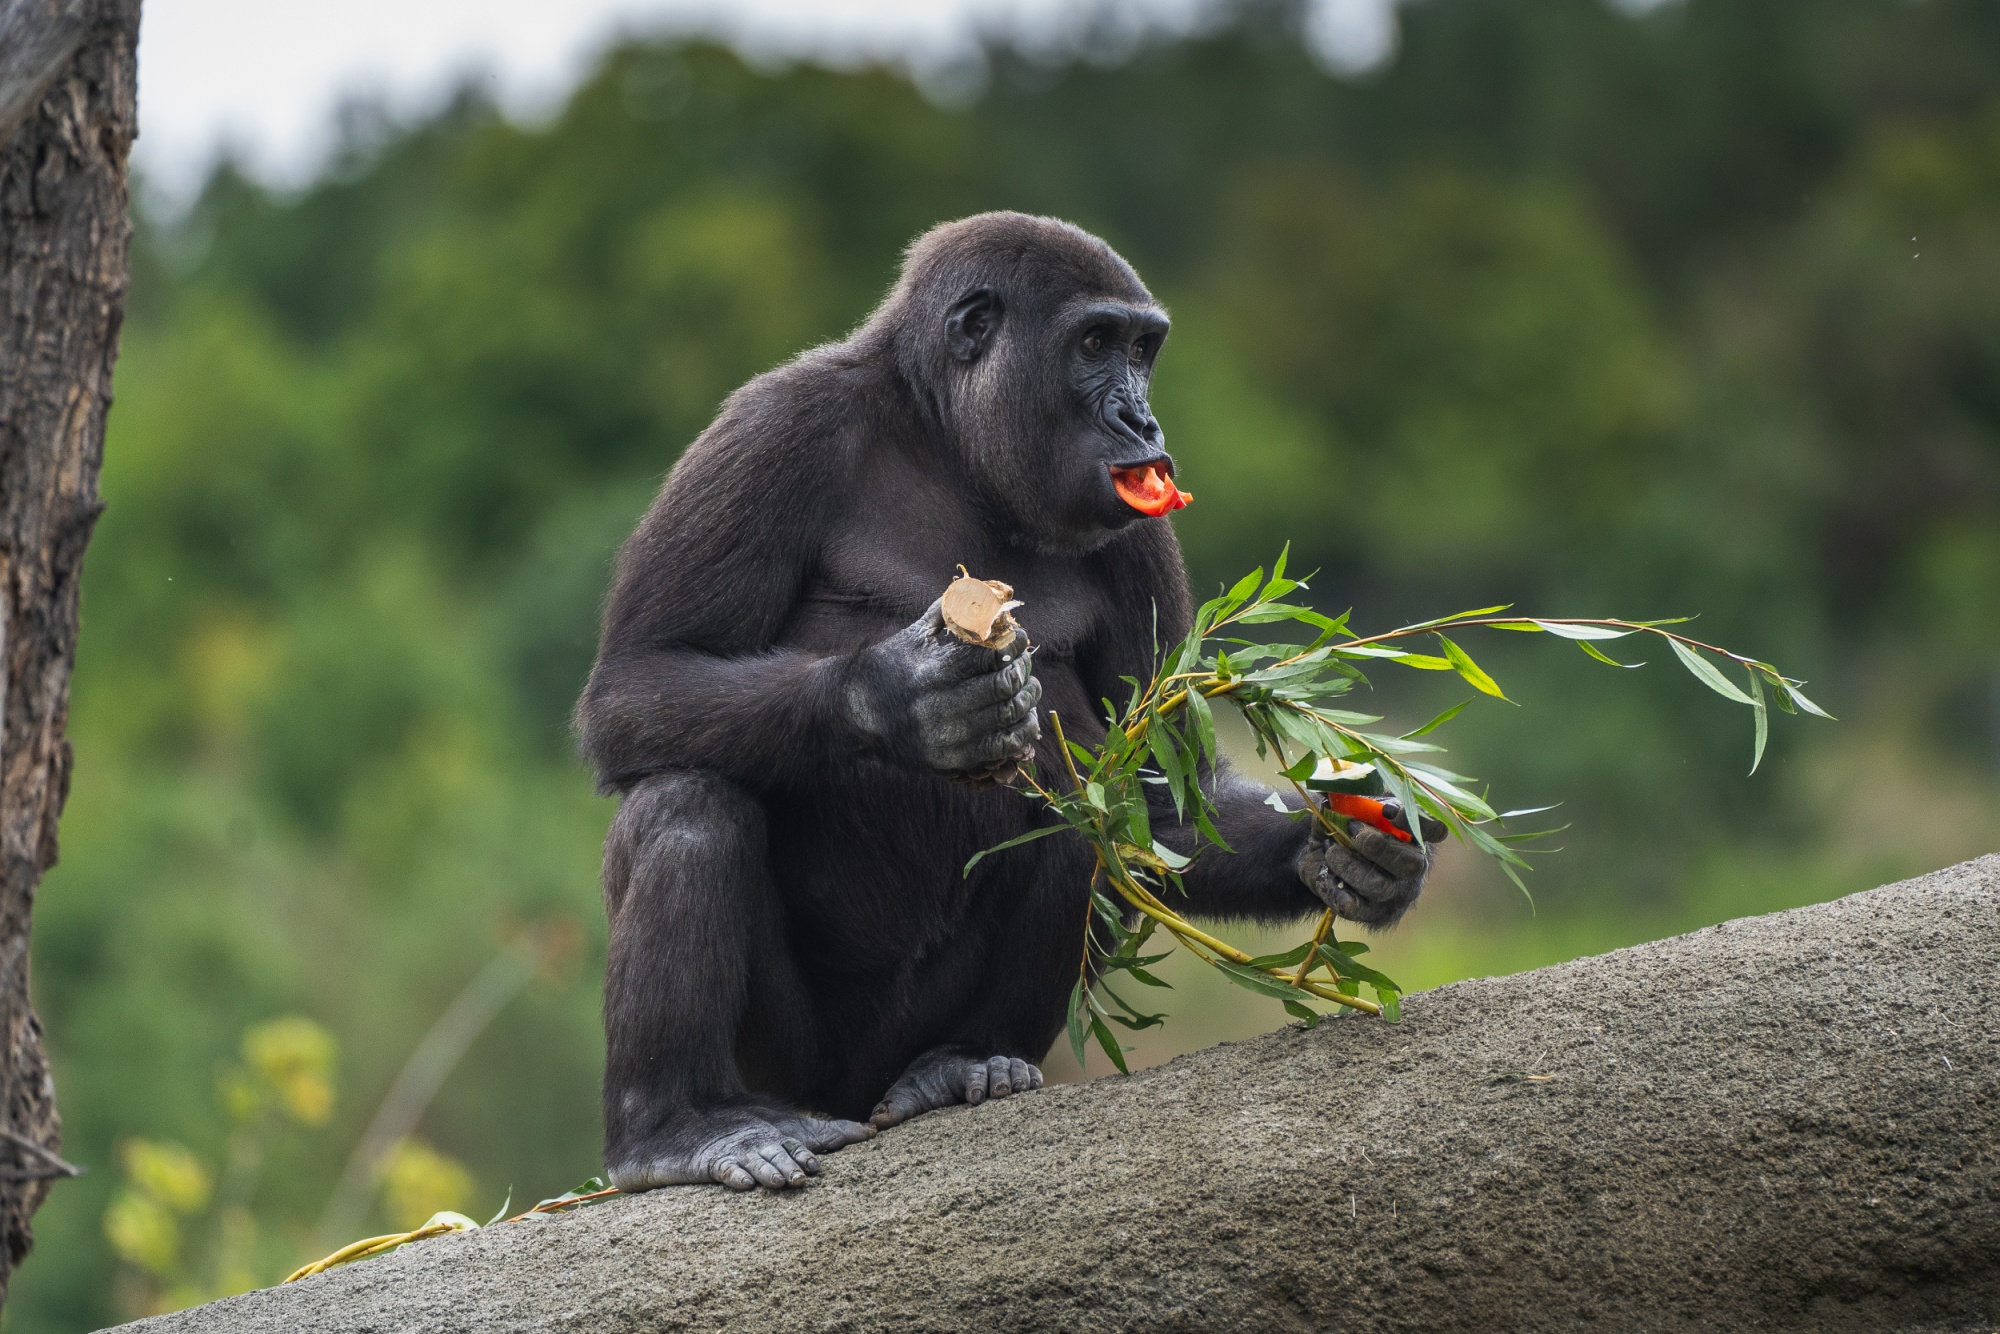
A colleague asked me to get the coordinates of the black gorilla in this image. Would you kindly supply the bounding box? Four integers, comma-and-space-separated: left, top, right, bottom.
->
578, 213, 1430, 1192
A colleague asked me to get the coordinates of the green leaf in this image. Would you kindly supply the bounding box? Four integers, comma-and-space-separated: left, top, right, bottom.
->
1283, 999, 1320, 1028
1067, 981, 1089, 1068
1147, 722, 1188, 819
1089, 1013, 1130, 1074
1531, 620, 1638, 640
1279, 752, 1318, 782
1577, 640, 1645, 668
1398, 605, 1512, 631
1244, 942, 1315, 970
1403, 698, 1473, 739
1225, 567, 1263, 607
1313, 943, 1401, 992
1186, 688, 1217, 769
1376, 988, 1402, 1022
1379, 765, 1427, 850
1485, 620, 1543, 632
1214, 961, 1316, 1003
1783, 683, 1835, 719
964, 824, 1064, 876
1193, 804, 1235, 854
1332, 644, 1418, 660
1747, 665, 1769, 776
1667, 637, 1754, 703
1437, 635, 1509, 701
1271, 543, 1289, 584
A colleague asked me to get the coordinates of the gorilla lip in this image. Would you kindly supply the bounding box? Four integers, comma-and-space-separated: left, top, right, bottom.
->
1110, 463, 1192, 516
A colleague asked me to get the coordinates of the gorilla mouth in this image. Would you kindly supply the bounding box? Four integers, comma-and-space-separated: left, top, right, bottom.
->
1110, 464, 1192, 517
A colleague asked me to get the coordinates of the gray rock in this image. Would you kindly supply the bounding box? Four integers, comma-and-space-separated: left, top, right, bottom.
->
114, 856, 2000, 1333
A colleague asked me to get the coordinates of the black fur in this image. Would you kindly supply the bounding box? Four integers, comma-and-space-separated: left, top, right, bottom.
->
576, 213, 1423, 1192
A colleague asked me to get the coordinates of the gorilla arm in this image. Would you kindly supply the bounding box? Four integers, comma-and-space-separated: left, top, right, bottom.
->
578, 401, 1041, 795
576, 418, 855, 793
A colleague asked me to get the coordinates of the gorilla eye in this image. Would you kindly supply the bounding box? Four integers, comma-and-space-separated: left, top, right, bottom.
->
1130, 338, 1151, 364
1082, 330, 1107, 356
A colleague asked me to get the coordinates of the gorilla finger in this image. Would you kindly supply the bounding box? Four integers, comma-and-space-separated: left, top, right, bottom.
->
970, 728, 1035, 767
963, 681, 1042, 736
986, 1054, 1013, 1099
1321, 845, 1398, 900
1003, 711, 1042, 750
998, 677, 1042, 724
757, 1141, 808, 1185
801, 1118, 875, 1149
744, 1149, 794, 1189
1008, 1058, 1033, 1095
965, 1059, 989, 1106
1349, 825, 1429, 879
919, 597, 947, 634
1026, 1062, 1045, 1090
869, 1099, 914, 1129
936, 665, 1020, 714
781, 1138, 821, 1175
713, 1160, 759, 1191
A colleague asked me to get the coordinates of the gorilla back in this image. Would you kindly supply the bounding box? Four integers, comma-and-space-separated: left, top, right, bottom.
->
576, 212, 1430, 1192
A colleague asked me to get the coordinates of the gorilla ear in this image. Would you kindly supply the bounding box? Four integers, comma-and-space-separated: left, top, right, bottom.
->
944, 288, 1001, 363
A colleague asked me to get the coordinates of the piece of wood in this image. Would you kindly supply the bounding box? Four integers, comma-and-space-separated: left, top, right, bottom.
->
0, 0, 138, 1306
939, 571, 1021, 651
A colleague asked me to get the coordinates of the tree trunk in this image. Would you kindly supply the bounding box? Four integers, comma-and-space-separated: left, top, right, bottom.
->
0, 0, 139, 1304
116, 856, 2000, 1334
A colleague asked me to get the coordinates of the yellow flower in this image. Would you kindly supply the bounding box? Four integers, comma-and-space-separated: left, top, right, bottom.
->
381, 1140, 476, 1232
241, 1016, 337, 1126
104, 1192, 179, 1278
120, 1140, 212, 1213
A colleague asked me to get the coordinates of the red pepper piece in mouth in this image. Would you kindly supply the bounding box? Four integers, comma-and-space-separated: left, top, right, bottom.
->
1110, 464, 1193, 517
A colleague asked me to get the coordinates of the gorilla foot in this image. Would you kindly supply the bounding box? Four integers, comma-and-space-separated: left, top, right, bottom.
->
869, 1047, 1044, 1129
608, 1107, 875, 1192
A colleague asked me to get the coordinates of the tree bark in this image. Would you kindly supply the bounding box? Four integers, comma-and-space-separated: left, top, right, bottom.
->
0, 0, 138, 1305
117, 856, 2000, 1334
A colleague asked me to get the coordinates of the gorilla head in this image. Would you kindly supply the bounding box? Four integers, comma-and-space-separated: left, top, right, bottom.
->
882, 212, 1175, 551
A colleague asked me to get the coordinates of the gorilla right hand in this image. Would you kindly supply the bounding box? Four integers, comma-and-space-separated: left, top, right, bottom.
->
841, 597, 1042, 776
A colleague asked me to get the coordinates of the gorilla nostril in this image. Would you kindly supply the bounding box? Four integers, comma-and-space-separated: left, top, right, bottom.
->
1116, 405, 1155, 439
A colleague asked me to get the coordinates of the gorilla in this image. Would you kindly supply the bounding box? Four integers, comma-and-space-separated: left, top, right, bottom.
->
577, 212, 1431, 1192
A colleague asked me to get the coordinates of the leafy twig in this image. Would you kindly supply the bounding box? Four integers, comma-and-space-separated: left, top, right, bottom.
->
972, 546, 1829, 1061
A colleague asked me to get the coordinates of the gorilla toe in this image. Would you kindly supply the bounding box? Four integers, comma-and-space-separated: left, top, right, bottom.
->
870, 1047, 1045, 1128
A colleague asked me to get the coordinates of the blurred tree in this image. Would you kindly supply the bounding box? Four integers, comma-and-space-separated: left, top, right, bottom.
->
0, 0, 137, 1309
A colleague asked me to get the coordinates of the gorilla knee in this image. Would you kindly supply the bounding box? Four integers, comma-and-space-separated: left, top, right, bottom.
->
603, 771, 766, 915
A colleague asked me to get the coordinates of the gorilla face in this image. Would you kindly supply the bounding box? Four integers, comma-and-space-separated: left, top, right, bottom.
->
1060, 298, 1176, 529
945, 284, 1177, 550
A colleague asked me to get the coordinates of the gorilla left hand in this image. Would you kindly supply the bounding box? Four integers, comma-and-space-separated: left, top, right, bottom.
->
1297, 819, 1431, 927
839, 598, 1042, 777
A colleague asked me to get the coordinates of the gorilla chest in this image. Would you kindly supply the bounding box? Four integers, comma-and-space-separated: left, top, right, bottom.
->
788, 526, 1108, 667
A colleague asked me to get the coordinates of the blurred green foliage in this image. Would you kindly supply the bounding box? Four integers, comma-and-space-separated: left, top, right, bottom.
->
13, 0, 2000, 1326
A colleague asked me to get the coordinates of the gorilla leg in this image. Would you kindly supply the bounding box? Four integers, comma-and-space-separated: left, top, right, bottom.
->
601, 771, 873, 1191
865, 860, 1078, 1130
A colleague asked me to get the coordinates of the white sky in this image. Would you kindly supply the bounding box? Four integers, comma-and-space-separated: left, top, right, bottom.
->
134, 0, 1404, 197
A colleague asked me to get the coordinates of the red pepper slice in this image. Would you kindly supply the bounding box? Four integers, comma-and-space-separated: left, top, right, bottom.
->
1324, 793, 1414, 843
1110, 464, 1193, 517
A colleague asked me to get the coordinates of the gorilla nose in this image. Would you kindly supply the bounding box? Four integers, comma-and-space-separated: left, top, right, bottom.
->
1115, 403, 1161, 445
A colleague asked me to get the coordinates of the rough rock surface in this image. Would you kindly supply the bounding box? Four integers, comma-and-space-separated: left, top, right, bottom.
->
117, 857, 2000, 1333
